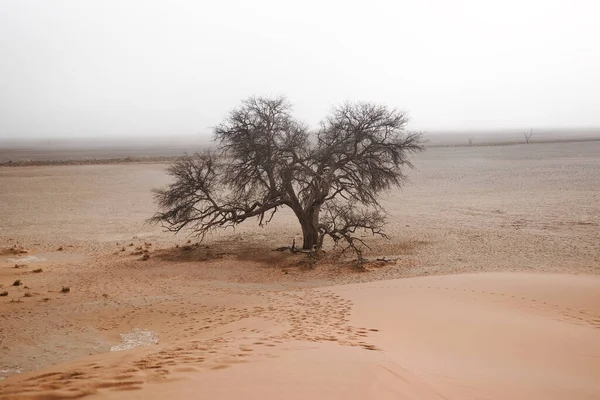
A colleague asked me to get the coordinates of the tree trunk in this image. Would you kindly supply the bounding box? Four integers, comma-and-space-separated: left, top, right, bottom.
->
298, 207, 321, 250
299, 217, 319, 250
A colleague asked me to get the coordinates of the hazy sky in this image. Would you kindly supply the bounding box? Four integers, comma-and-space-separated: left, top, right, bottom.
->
1, 0, 599, 139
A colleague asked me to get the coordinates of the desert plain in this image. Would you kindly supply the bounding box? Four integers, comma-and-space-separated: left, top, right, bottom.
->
0, 138, 599, 399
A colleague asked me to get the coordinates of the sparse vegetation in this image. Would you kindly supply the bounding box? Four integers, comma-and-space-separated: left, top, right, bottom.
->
57, 246, 64, 251
61, 286, 71, 293
524, 129, 533, 144
141, 254, 150, 261
14, 264, 26, 269
151, 96, 423, 260
0, 291, 8, 297
13, 280, 22, 286
33, 268, 43, 273
0, 156, 178, 168
4, 244, 28, 254
24, 292, 32, 297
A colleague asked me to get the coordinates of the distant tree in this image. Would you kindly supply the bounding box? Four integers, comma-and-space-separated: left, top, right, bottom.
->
524, 128, 533, 144
151, 96, 423, 258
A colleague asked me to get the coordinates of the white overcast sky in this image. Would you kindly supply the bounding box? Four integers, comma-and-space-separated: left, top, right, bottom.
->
1, 0, 599, 139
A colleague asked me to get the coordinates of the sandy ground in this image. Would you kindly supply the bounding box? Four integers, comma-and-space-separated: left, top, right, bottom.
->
0, 140, 599, 399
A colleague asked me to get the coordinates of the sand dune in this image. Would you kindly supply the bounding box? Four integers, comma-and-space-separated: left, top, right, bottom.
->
331, 273, 600, 399
1, 273, 598, 399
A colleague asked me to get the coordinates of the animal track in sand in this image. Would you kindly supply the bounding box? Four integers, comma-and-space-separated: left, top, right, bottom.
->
0, 287, 380, 399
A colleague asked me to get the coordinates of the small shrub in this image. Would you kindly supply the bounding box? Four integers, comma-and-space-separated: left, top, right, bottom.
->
9, 244, 28, 254
61, 286, 71, 293
57, 246, 64, 251
33, 268, 43, 273
141, 254, 150, 261
13, 280, 22, 286
14, 264, 26, 269
121, 247, 126, 252
102, 293, 109, 298
24, 292, 32, 297
0, 291, 8, 296
42, 297, 50, 302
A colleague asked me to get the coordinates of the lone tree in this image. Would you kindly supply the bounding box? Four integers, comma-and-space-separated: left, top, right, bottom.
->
151, 96, 423, 256
524, 128, 533, 144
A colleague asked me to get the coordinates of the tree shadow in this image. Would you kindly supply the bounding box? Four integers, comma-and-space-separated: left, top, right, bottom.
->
152, 236, 429, 273
153, 239, 302, 266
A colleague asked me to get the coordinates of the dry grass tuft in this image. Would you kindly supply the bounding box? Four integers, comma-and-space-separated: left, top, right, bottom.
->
3, 244, 29, 255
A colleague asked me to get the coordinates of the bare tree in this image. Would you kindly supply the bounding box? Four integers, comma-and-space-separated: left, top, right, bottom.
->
524, 128, 533, 144
151, 96, 423, 257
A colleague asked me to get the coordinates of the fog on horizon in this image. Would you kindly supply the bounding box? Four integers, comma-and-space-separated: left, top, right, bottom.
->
1, 0, 599, 141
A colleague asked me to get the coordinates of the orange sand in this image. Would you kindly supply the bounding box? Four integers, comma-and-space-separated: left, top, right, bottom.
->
1, 142, 599, 399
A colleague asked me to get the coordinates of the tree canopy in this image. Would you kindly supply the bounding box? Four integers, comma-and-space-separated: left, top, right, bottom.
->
151, 96, 423, 258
